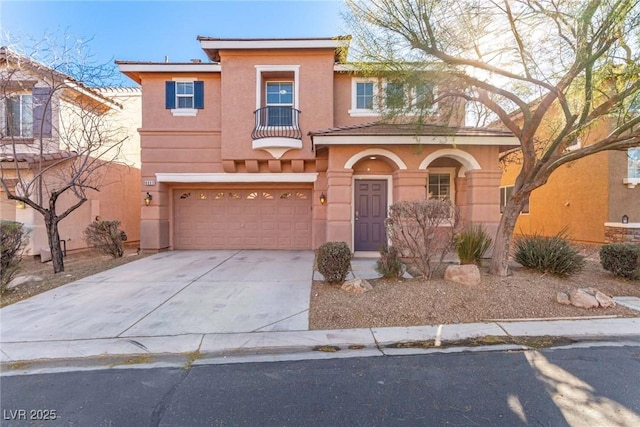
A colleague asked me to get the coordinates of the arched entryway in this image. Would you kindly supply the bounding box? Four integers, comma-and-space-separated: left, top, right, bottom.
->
344, 149, 404, 252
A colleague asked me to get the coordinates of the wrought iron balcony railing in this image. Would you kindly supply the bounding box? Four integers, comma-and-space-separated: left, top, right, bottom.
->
252, 106, 302, 140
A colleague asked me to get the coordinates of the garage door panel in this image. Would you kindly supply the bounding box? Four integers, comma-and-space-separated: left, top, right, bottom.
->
174, 187, 312, 249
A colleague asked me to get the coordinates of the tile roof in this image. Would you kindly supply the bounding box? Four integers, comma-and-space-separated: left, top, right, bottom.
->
0, 151, 77, 164
309, 122, 516, 137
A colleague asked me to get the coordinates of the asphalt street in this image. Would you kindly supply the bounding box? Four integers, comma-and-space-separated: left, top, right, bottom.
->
2, 344, 640, 426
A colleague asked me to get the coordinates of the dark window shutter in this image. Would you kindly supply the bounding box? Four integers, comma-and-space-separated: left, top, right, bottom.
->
33, 87, 52, 137
194, 81, 204, 109
165, 81, 176, 109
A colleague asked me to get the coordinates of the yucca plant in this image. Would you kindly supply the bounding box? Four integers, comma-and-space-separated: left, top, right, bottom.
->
455, 224, 492, 265
512, 229, 585, 277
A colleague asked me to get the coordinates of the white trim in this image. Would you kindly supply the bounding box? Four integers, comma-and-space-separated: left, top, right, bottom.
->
170, 108, 198, 117
117, 63, 221, 73
255, 65, 300, 111
419, 148, 482, 177
200, 39, 349, 50
344, 148, 408, 170
352, 175, 393, 251
313, 134, 519, 146
172, 77, 198, 82
156, 173, 318, 183
350, 78, 378, 117
604, 222, 640, 228
252, 137, 303, 159
623, 178, 639, 188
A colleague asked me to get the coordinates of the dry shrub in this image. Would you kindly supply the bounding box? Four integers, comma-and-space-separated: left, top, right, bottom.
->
385, 200, 459, 279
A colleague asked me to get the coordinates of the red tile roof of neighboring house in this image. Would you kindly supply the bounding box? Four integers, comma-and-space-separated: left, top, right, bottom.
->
309, 122, 516, 137
0, 151, 77, 164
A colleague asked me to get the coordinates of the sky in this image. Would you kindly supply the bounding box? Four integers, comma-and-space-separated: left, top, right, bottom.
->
0, 0, 347, 84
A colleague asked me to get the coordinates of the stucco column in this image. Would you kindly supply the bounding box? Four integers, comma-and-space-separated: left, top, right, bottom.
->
140, 183, 170, 251
392, 170, 427, 202
325, 169, 353, 248
455, 176, 468, 224
464, 169, 502, 237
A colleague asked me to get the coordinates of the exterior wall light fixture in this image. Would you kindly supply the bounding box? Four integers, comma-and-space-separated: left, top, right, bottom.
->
15, 200, 25, 209
144, 192, 153, 207
319, 192, 326, 205
622, 214, 629, 224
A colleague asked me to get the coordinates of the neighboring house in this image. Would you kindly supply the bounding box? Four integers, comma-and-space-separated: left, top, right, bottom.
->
0, 47, 141, 256
500, 110, 640, 245
117, 36, 518, 253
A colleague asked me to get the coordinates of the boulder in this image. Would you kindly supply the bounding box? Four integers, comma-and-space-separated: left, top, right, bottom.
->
568, 288, 599, 309
444, 264, 481, 286
595, 290, 616, 308
561, 287, 616, 309
556, 292, 571, 305
6, 275, 43, 290
341, 278, 372, 294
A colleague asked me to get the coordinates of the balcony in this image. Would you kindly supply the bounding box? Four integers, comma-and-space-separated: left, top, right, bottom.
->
251, 106, 302, 159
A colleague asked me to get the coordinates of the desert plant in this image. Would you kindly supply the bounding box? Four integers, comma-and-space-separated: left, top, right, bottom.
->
512, 230, 585, 277
599, 243, 640, 280
83, 220, 126, 258
316, 241, 352, 283
1, 221, 29, 291
385, 199, 459, 279
375, 243, 405, 278
455, 224, 492, 265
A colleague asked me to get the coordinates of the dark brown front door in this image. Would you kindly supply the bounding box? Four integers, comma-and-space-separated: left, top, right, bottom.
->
354, 179, 387, 251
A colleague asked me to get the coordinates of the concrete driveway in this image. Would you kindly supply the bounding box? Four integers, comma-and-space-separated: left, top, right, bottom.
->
0, 250, 314, 343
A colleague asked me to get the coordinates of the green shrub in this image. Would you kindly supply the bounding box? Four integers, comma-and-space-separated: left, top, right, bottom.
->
1, 221, 28, 291
83, 220, 126, 258
513, 230, 585, 277
316, 241, 352, 283
375, 243, 405, 278
455, 224, 492, 265
599, 243, 640, 280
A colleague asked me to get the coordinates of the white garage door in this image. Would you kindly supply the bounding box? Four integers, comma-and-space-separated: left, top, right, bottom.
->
173, 188, 312, 249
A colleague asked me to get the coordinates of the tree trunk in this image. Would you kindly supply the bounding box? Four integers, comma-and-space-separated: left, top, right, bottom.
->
489, 195, 526, 277
45, 216, 65, 273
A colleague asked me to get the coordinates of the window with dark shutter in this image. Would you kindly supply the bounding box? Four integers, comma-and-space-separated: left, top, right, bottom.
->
165, 81, 176, 109
32, 87, 52, 137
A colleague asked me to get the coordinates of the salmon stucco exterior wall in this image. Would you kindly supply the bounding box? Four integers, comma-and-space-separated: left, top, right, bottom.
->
118, 37, 519, 253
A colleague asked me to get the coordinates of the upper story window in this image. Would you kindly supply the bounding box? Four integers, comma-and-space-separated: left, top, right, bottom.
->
6, 94, 33, 138
165, 79, 204, 116
350, 79, 378, 117
385, 82, 405, 110
629, 147, 640, 179
350, 78, 436, 117
265, 81, 294, 126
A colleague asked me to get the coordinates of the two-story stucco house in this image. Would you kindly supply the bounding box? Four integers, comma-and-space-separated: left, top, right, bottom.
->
0, 47, 141, 256
117, 36, 518, 254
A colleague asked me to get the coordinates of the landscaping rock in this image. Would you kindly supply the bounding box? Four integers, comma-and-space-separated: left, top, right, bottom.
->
7, 275, 43, 290
444, 264, 481, 286
341, 278, 372, 294
568, 288, 600, 308
558, 287, 617, 309
556, 292, 571, 305
595, 290, 616, 308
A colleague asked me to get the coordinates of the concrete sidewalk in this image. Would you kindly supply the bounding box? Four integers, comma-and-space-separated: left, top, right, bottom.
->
2, 254, 640, 372
1, 317, 639, 371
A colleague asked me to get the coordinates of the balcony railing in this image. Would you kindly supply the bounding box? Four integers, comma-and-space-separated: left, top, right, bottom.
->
252, 106, 302, 140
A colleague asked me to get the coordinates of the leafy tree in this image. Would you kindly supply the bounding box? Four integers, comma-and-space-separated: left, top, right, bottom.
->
0, 34, 127, 273
346, 0, 640, 276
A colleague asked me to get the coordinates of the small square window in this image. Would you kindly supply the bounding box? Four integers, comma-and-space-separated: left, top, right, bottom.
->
356, 82, 374, 110
176, 82, 194, 109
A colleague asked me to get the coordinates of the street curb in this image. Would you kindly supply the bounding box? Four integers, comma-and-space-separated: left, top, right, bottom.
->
1, 317, 639, 374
